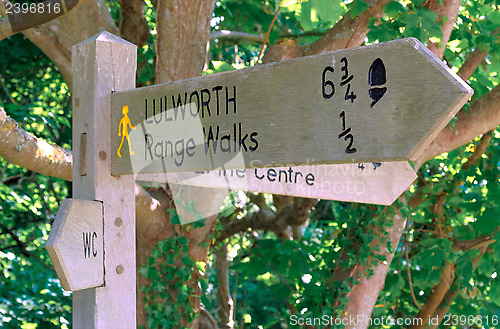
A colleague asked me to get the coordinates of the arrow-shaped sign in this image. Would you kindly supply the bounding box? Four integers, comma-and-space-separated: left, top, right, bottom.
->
46, 199, 103, 291
111, 38, 472, 176
137, 162, 417, 205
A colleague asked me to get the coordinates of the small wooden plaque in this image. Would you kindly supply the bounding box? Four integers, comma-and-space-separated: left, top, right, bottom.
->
46, 199, 103, 291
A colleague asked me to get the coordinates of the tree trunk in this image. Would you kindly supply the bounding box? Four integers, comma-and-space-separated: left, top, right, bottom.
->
342, 210, 407, 328
216, 245, 235, 329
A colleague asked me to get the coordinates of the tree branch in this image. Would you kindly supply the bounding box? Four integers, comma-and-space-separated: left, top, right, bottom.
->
247, 193, 269, 211
21, 24, 73, 90
462, 131, 493, 170
211, 30, 265, 43
410, 131, 492, 209
452, 231, 498, 251
19, 0, 119, 90
0, 0, 91, 42
257, 6, 281, 62
457, 48, 489, 81
427, 0, 461, 59
199, 307, 219, 329
216, 244, 235, 329
416, 84, 500, 167
342, 206, 407, 328
0, 222, 53, 270
427, 245, 489, 329
262, 0, 390, 63
0, 72, 19, 105
405, 235, 422, 309
408, 261, 456, 329
119, 0, 150, 48
304, 0, 391, 55
210, 30, 328, 44
0, 105, 73, 181
216, 198, 318, 243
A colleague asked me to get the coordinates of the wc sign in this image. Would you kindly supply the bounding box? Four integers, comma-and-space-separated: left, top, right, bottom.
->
46, 199, 104, 291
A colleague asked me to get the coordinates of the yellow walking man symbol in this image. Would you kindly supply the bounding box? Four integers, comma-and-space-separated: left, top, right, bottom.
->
117, 105, 136, 158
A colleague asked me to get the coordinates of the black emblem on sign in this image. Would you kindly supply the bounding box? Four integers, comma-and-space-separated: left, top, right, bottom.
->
368, 58, 387, 108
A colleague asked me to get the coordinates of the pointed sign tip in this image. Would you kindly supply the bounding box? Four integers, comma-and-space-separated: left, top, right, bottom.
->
461, 81, 475, 98
403, 37, 474, 99
75, 31, 137, 48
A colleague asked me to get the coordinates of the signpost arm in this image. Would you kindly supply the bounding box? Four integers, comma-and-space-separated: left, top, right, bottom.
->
71, 32, 137, 328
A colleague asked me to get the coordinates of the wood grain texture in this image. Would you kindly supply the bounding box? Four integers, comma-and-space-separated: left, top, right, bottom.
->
137, 162, 417, 205
71, 32, 137, 329
111, 38, 473, 176
46, 199, 103, 291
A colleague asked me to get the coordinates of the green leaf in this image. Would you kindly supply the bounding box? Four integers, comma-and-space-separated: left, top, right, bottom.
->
360, 232, 375, 244
178, 236, 188, 245
147, 267, 160, 280
428, 268, 443, 285
402, 12, 420, 29
489, 280, 500, 307
193, 216, 206, 228
147, 318, 156, 328
474, 208, 500, 234
367, 24, 400, 42
477, 253, 495, 277
181, 255, 193, 266
349, 0, 368, 18
387, 273, 405, 297
147, 256, 156, 266
299, 0, 316, 30
420, 10, 442, 39
210, 61, 235, 73
220, 205, 235, 218
167, 208, 178, 217
268, 28, 281, 45
384, 1, 406, 16
170, 214, 181, 225
138, 266, 149, 278
493, 240, 500, 263
489, 11, 500, 24
258, 239, 278, 249
311, 0, 344, 22
417, 248, 446, 269
457, 255, 474, 287
412, 0, 426, 6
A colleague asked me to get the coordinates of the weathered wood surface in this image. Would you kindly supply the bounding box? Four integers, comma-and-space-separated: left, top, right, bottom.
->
111, 37, 472, 175
46, 199, 103, 291
70, 32, 137, 329
137, 162, 417, 205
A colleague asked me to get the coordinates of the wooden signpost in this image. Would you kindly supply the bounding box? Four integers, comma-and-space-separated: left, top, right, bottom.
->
45, 32, 138, 329
110, 37, 472, 176
44, 32, 474, 329
138, 162, 417, 205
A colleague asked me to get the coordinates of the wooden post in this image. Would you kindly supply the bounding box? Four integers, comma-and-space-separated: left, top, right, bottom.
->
71, 32, 137, 328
